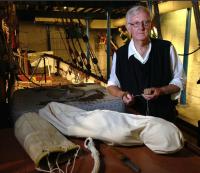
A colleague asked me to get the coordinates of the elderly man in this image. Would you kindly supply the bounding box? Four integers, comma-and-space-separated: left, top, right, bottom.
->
107, 5, 185, 122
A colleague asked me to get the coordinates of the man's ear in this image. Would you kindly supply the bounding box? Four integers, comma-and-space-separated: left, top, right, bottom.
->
125, 24, 132, 38
125, 24, 131, 35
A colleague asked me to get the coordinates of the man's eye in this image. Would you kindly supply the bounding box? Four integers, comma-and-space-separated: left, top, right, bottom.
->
134, 22, 140, 26
144, 21, 150, 25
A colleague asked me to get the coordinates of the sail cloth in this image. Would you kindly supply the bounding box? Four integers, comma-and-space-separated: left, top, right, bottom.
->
39, 102, 184, 154
14, 112, 79, 170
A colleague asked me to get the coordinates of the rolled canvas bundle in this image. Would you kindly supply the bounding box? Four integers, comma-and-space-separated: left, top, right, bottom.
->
14, 112, 79, 170
39, 102, 184, 154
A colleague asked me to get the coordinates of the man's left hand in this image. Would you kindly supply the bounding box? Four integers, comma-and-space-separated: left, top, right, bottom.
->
142, 87, 162, 100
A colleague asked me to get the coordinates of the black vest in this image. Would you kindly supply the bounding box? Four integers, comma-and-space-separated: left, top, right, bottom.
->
116, 38, 176, 121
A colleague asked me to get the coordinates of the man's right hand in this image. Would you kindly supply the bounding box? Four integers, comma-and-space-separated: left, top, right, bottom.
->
122, 92, 135, 106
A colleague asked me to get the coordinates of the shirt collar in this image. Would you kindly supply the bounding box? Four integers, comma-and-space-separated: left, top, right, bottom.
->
128, 39, 152, 64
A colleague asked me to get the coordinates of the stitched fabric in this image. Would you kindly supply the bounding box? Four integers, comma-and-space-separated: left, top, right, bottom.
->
14, 112, 79, 170
39, 102, 184, 154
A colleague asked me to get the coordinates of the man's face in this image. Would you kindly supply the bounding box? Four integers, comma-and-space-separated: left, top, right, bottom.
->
127, 10, 151, 42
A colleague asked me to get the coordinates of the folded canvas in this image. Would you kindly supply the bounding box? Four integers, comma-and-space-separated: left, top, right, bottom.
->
15, 112, 79, 170
39, 102, 184, 154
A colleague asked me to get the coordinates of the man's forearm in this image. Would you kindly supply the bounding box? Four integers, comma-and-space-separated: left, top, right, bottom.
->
107, 85, 125, 98
160, 84, 180, 95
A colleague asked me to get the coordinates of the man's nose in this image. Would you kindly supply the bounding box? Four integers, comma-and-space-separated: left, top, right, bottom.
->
138, 22, 145, 29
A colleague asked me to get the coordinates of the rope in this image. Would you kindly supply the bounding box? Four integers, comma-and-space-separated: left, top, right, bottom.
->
57, 27, 75, 66
60, 18, 77, 66
192, 0, 200, 44
152, 1, 163, 39
17, 62, 41, 87
77, 18, 104, 79
29, 56, 43, 81
84, 137, 100, 173
35, 146, 80, 173
75, 36, 91, 72
179, 0, 200, 56
178, 46, 200, 56
68, 18, 85, 69
69, 146, 80, 173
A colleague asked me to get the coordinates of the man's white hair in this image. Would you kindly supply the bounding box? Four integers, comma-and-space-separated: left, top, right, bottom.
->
126, 5, 152, 24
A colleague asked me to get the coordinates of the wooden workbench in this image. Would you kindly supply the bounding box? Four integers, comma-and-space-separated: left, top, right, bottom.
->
0, 128, 200, 173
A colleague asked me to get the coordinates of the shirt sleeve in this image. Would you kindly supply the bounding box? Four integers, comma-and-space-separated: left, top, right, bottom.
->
107, 52, 121, 87
169, 44, 186, 100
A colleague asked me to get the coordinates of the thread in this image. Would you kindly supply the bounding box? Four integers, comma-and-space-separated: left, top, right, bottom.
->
133, 94, 150, 116
70, 146, 80, 173
56, 153, 64, 173
35, 146, 80, 173
65, 159, 71, 173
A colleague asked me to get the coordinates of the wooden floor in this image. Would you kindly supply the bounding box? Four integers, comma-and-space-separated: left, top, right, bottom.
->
177, 103, 200, 127
176, 101, 200, 147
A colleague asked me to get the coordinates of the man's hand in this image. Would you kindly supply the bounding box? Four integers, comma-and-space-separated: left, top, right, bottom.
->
142, 84, 181, 100
142, 87, 162, 100
122, 92, 135, 105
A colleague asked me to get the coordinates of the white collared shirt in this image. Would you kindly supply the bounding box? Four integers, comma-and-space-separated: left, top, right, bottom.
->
107, 39, 186, 100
